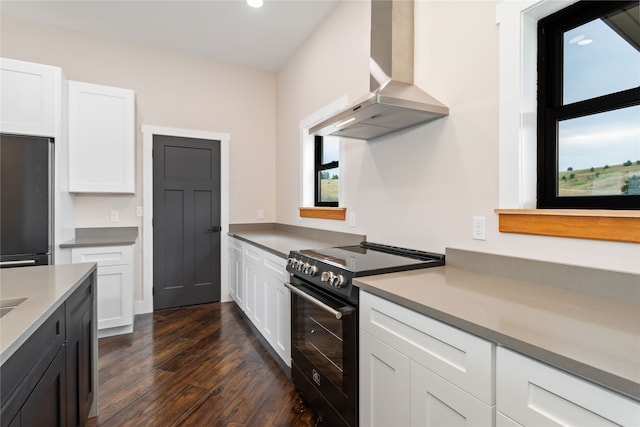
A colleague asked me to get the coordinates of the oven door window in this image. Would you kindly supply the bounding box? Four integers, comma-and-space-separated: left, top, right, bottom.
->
296, 299, 344, 387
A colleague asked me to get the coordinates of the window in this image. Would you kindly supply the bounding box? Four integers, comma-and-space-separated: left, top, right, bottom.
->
537, 0, 640, 209
314, 135, 339, 206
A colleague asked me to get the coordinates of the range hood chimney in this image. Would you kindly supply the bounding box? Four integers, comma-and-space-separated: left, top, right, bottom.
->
310, 0, 449, 140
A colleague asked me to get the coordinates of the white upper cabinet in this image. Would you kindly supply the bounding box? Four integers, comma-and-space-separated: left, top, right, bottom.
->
1, 58, 60, 137
68, 81, 135, 193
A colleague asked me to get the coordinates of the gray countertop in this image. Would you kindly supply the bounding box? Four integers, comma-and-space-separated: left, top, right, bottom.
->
0, 263, 97, 365
60, 227, 138, 248
229, 223, 365, 258
355, 265, 640, 401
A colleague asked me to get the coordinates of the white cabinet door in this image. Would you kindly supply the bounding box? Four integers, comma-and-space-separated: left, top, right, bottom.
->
0, 58, 59, 136
68, 81, 135, 193
227, 238, 243, 305
360, 330, 412, 427
411, 360, 494, 426
95, 264, 134, 330
243, 256, 262, 330
274, 277, 291, 366
497, 347, 640, 427
361, 291, 495, 405
263, 272, 291, 367
261, 251, 289, 365
71, 245, 134, 337
262, 273, 277, 347
235, 252, 246, 309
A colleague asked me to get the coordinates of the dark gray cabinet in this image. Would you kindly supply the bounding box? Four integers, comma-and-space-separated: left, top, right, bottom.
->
65, 278, 94, 427
0, 275, 95, 427
20, 347, 67, 427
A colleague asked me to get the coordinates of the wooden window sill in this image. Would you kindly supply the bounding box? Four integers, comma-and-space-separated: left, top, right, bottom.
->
299, 207, 346, 221
495, 209, 640, 243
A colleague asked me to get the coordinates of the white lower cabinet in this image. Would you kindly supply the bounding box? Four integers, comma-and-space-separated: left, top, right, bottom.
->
262, 272, 290, 361
71, 245, 134, 337
360, 330, 411, 427
411, 360, 495, 426
227, 238, 243, 305
244, 247, 264, 330
360, 291, 495, 427
360, 291, 640, 427
227, 237, 290, 367
497, 347, 640, 427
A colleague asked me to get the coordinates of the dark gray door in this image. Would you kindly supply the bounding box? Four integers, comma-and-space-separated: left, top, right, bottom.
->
153, 135, 221, 310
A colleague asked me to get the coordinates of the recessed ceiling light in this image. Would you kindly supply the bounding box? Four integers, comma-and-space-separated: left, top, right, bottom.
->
247, 0, 263, 8
577, 39, 593, 45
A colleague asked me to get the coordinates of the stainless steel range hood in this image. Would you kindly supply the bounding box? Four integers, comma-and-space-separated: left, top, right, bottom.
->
309, 0, 449, 140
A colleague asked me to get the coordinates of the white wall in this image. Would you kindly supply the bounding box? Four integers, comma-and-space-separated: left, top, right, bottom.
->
276, 0, 640, 275
1, 16, 278, 300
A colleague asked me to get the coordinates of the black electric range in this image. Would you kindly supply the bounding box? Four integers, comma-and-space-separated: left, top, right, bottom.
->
286, 241, 445, 427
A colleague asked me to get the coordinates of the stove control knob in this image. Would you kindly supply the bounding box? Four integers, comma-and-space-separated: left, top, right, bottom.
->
308, 265, 319, 276
302, 263, 312, 274
321, 271, 332, 282
297, 261, 305, 271
330, 274, 346, 288
287, 257, 296, 267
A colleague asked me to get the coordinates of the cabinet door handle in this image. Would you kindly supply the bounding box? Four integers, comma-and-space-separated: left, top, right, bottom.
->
206, 226, 222, 233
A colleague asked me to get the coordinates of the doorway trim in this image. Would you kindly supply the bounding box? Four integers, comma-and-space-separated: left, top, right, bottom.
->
139, 125, 230, 314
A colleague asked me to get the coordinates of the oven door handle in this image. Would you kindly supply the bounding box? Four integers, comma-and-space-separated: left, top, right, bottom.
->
284, 282, 354, 319
0, 260, 37, 267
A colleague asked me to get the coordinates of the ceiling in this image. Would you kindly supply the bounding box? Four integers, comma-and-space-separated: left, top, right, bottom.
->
0, 0, 341, 72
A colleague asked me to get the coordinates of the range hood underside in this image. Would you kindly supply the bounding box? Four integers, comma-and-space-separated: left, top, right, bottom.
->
310, 81, 449, 140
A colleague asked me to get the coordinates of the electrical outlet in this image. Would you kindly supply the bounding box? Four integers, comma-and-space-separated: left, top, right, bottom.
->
349, 212, 356, 227
472, 216, 486, 240
257, 209, 264, 220
110, 210, 119, 222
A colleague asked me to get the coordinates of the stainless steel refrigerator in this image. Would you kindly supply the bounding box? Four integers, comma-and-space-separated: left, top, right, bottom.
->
0, 133, 53, 267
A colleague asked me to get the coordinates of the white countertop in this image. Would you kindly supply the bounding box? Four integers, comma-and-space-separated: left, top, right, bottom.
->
0, 263, 97, 365
355, 266, 640, 400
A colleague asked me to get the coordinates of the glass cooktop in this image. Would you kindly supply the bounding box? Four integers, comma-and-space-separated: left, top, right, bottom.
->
296, 242, 444, 277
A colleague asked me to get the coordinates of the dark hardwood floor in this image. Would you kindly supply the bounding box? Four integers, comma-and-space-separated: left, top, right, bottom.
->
87, 302, 316, 427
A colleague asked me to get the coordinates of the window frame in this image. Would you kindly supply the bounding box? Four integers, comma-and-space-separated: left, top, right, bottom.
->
537, 0, 640, 209
314, 135, 339, 207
